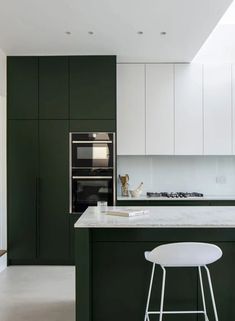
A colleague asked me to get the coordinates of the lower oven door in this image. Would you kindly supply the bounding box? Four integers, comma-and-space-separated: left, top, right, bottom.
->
71, 176, 114, 214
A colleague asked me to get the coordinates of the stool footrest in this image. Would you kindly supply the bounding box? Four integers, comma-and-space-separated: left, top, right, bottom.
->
148, 310, 205, 315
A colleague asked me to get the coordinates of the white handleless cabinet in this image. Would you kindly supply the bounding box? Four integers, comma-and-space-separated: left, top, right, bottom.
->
232, 65, 235, 154
204, 64, 232, 155
175, 64, 203, 155
146, 64, 174, 155
117, 64, 145, 155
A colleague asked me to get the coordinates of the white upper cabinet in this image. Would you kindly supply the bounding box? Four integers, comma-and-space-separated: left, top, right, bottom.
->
146, 64, 174, 155
117, 63, 233, 156
204, 64, 232, 155
232, 65, 235, 154
175, 64, 203, 155
117, 64, 145, 155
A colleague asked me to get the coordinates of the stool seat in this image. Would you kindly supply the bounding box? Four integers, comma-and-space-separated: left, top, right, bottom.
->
145, 242, 222, 267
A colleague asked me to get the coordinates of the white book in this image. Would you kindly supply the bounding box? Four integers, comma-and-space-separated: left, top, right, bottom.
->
106, 208, 149, 217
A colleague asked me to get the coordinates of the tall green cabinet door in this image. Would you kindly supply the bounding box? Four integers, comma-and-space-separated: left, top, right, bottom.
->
69, 56, 116, 119
8, 120, 38, 260
39, 57, 69, 119
7, 57, 38, 119
39, 120, 70, 261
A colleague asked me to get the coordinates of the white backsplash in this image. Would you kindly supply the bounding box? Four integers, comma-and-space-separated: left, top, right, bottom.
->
117, 156, 235, 196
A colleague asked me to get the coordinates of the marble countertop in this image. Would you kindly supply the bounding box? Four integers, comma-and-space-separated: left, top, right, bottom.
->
117, 195, 235, 201
74, 206, 235, 228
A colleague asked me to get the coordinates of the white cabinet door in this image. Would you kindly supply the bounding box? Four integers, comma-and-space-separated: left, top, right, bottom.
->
117, 64, 145, 155
232, 64, 235, 154
175, 64, 203, 155
204, 64, 232, 155
146, 64, 174, 155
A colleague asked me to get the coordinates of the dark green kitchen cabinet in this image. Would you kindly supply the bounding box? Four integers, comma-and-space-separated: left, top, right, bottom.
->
8, 120, 71, 264
39, 57, 69, 119
7, 55, 117, 265
7, 57, 38, 119
8, 120, 38, 260
69, 119, 116, 132
69, 56, 116, 119
39, 120, 70, 261
8, 55, 116, 121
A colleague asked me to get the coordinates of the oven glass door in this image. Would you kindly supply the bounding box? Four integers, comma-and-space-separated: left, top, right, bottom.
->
72, 177, 113, 214
72, 143, 113, 168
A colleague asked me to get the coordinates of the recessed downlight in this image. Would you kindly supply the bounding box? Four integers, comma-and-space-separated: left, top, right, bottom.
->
137, 31, 143, 35
160, 31, 167, 35
88, 31, 94, 35
65, 31, 71, 35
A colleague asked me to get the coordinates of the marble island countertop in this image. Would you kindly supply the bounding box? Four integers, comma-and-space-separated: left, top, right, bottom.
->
75, 206, 235, 228
117, 195, 235, 201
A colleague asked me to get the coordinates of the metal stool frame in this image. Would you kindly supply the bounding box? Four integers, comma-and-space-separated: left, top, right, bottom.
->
144, 264, 219, 321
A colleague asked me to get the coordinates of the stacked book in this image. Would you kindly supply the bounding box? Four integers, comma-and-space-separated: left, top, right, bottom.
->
106, 207, 149, 217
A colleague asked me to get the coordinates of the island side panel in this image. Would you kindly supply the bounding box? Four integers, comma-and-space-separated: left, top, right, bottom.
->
75, 228, 92, 321
91, 228, 235, 321
92, 240, 197, 321
75, 227, 235, 321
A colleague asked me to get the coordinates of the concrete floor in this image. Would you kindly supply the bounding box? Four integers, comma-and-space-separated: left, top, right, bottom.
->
0, 266, 75, 321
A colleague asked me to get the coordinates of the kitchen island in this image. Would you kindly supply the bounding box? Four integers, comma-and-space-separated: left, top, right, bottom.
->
75, 206, 235, 321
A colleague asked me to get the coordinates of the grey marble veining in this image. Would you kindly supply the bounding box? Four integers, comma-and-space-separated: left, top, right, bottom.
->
74, 206, 235, 228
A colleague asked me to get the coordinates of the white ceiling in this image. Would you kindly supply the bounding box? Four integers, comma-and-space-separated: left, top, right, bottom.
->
0, 0, 232, 62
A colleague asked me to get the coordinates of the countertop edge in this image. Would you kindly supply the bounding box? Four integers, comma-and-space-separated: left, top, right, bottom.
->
74, 206, 235, 229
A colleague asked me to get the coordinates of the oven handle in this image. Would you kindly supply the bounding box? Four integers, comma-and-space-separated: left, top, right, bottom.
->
72, 140, 112, 144
72, 176, 113, 179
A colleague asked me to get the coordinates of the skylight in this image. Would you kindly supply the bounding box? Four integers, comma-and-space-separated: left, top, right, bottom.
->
218, 1, 235, 25
193, 1, 235, 62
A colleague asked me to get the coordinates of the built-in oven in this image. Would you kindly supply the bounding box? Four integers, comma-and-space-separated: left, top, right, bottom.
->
69, 132, 115, 214
71, 132, 114, 168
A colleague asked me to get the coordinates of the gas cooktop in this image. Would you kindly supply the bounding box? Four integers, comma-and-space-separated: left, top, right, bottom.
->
146, 192, 204, 199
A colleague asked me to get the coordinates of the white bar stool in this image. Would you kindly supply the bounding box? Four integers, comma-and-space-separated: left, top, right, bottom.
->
144, 242, 222, 321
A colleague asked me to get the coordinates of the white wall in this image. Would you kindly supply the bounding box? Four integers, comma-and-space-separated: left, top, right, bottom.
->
117, 156, 235, 196
0, 48, 7, 271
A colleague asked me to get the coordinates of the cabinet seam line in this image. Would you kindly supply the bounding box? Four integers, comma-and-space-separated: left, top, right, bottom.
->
37, 57, 40, 259
231, 64, 233, 154
173, 64, 175, 155
202, 65, 204, 155
145, 64, 147, 155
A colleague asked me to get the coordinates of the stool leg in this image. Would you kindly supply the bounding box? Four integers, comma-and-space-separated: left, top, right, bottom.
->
204, 265, 219, 321
159, 266, 166, 321
198, 266, 209, 321
144, 263, 155, 321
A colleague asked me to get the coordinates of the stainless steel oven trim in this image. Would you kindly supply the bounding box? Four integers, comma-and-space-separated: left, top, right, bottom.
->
72, 176, 113, 179
69, 132, 116, 214
72, 166, 114, 169
69, 132, 73, 214
113, 132, 116, 206
71, 132, 114, 134
72, 140, 112, 144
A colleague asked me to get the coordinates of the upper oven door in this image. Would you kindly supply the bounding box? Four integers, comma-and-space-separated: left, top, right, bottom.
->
71, 133, 114, 168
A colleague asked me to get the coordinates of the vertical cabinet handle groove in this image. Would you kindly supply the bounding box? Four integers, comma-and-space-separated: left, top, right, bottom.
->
36, 177, 40, 258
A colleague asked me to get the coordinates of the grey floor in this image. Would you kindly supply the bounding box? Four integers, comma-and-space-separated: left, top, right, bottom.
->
0, 266, 75, 321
